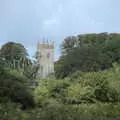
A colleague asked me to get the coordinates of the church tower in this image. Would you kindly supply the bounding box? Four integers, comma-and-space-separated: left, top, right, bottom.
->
36, 40, 54, 78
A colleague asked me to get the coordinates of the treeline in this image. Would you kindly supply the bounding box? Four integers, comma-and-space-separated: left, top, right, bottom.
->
31, 33, 120, 120
0, 33, 120, 120
55, 33, 120, 78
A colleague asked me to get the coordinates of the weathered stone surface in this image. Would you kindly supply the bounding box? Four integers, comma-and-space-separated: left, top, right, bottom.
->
36, 41, 54, 78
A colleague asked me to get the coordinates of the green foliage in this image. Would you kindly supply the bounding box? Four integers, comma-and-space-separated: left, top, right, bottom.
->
1, 102, 120, 120
26, 103, 120, 120
0, 42, 34, 79
62, 36, 80, 55
34, 79, 70, 105
1, 39, 120, 119
34, 85, 50, 105
0, 42, 39, 80
23, 62, 39, 80
0, 103, 25, 120
0, 68, 35, 108
35, 63, 120, 106
66, 65, 120, 103
104, 36, 120, 63
1, 103, 120, 120
68, 84, 94, 103
0, 42, 28, 62
55, 33, 120, 78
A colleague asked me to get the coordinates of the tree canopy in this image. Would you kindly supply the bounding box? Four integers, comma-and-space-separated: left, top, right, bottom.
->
55, 33, 120, 78
0, 42, 29, 69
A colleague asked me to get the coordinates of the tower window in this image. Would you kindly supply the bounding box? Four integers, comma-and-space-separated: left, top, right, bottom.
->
38, 52, 42, 58
47, 53, 50, 59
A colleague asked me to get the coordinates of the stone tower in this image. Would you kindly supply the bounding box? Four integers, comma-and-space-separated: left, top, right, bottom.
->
36, 40, 54, 78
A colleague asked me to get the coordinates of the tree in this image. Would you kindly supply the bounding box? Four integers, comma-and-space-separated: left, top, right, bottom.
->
0, 42, 29, 69
0, 42, 37, 79
55, 46, 104, 78
23, 60, 39, 80
62, 33, 108, 56
103, 34, 120, 63
55, 33, 120, 78
62, 36, 81, 55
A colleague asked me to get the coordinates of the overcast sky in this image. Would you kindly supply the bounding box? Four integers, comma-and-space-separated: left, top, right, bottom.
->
0, 0, 120, 60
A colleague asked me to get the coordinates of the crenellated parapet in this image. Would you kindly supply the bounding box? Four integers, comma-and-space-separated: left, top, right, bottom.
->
37, 41, 54, 50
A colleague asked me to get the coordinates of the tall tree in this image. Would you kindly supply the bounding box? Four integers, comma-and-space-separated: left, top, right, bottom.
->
62, 36, 80, 55
0, 42, 29, 69
55, 33, 120, 78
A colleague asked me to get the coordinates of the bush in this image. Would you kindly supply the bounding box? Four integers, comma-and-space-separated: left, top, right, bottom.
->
34, 78, 70, 105
79, 71, 110, 102
1, 102, 120, 120
67, 65, 120, 103
68, 84, 95, 103
34, 85, 50, 105
35, 65, 120, 105
0, 68, 35, 108
0, 103, 28, 120
26, 103, 120, 120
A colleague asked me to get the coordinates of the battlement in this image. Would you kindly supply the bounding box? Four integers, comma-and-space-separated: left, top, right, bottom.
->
37, 41, 54, 50
37, 44, 54, 49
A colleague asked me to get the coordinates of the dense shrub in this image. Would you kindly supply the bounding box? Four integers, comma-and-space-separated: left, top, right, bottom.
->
26, 103, 120, 120
67, 84, 95, 104
35, 64, 120, 105
0, 68, 35, 108
1, 102, 120, 120
67, 64, 120, 103
34, 79, 70, 105
34, 85, 50, 105
0, 103, 28, 120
